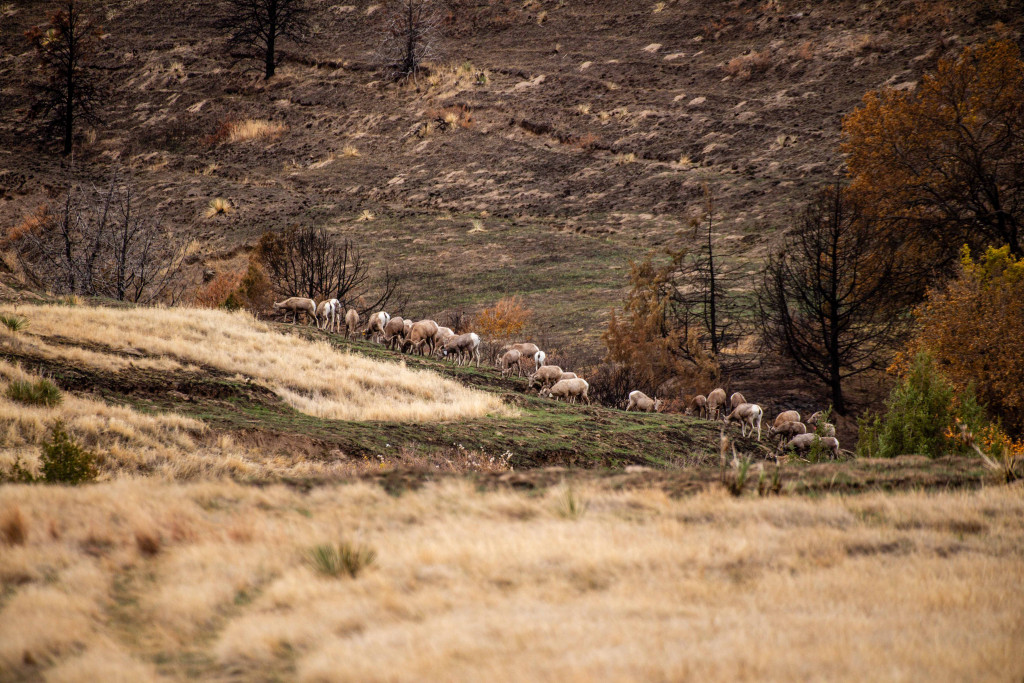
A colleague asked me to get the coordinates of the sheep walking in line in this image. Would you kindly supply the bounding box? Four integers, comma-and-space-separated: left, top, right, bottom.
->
626, 390, 661, 413
499, 349, 524, 377
273, 297, 316, 325
364, 311, 390, 343
443, 333, 481, 367
540, 377, 590, 405
383, 316, 407, 351
407, 320, 440, 356
345, 308, 360, 338
782, 433, 841, 460
724, 403, 764, 440
706, 388, 727, 421
685, 395, 708, 419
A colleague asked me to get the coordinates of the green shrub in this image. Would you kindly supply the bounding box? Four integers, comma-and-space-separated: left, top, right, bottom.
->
6, 378, 63, 407
1, 455, 38, 484
307, 541, 376, 578
40, 421, 97, 484
857, 353, 988, 458
0, 313, 28, 332
808, 406, 834, 463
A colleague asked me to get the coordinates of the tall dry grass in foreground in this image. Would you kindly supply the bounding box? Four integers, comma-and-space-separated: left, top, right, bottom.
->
2, 304, 509, 422
1, 480, 1021, 681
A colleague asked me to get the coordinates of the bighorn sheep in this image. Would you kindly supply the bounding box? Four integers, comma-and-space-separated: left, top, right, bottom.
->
383, 316, 407, 351
509, 343, 544, 372
407, 320, 440, 356
729, 391, 746, 411
559, 372, 578, 380
706, 388, 727, 421
433, 326, 455, 351
782, 433, 840, 460
273, 297, 316, 325
724, 403, 764, 440
814, 422, 837, 438
685, 395, 708, 419
540, 377, 591, 405
364, 311, 390, 343
770, 420, 806, 445
773, 410, 801, 430
315, 299, 338, 331
499, 349, 524, 377
530, 365, 565, 389
806, 411, 823, 426
626, 390, 661, 413
344, 308, 359, 338
534, 350, 547, 368
443, 333, 481, 367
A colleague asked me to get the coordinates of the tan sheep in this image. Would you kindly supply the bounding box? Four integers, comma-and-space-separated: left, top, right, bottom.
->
499, 349, 524, 378
344, 308, 360, 338
407, 320, 440, 356
771, 420, 806, 446
273, 297, 316, 325
559, 372, 578, 380
783, 433, 840, 460
383, 316, 407, 351
626, 390, 662, 413
729, 391, 746, 411
530, 365, 564, 389
706, 387, 727, 421
315, 299, 338, 331
685, 395, 708, 419
540, 377, 590, 405
772, 410, 801, 431
443, 333, 481, 367
724, 403, 764, 440
364, 311, 390, 343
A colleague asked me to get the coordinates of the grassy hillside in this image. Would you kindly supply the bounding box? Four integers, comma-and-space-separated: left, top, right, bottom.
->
1, 0, 1020, 348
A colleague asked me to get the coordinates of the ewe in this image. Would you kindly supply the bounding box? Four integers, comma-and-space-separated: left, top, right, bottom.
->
530, 365, 565, 389
626, 390, 661, 412
706, 387, 727, 421
729, 391, 746, 411
273, 297, 316, 325
383, 316, 407, 351
540, 377, 590, 405
685, 395, 708, 419
407, 320, 440, 356
772, 410, 801, 430
443, 333, 481, 367
783, 433, 840, 460
724, 403, 764, 440
345, 308, 360, 338
499, 349, 524, 378
364, 311, 390, 343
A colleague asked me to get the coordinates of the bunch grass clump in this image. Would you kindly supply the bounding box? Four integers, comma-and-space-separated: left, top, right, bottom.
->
307, 541, 377, 579
0, 313, 28, 332
6, 378, 62, 407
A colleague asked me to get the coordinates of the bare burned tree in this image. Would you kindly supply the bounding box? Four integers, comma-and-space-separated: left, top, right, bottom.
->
11, 175, 190, 303
257, 226, 401, 316
376, 0, 445, 79
219, 0, 311, 79
25, 0, 101, 156
756, 184, 913, 415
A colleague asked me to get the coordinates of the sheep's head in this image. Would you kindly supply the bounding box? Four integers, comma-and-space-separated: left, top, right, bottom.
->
654, 398, 663, 412
539, 387, 551, 398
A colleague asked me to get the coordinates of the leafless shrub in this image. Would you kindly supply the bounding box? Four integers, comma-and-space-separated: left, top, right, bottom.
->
375, 0, 446, 80
218, 0, 311, 78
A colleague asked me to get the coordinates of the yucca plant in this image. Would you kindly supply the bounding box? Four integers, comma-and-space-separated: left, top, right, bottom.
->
308, 541, 376, 579
6, 378, 62, 407
0, 313, 28, 332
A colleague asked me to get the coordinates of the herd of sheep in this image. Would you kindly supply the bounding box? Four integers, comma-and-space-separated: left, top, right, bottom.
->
272, 297, 840, 458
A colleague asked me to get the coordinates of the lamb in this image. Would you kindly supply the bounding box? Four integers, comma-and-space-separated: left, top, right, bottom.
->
771, 420, 806, 446
782, 433, 841, 460
364, 311, 390, 343
540, 377, 591, 405
344, 308, 360, 338
407, 320, 440, 356
626, 390, 662, 413
383, 316, 407, 351
706, 388, 727, 421
724, 403, 764, 440
443, 333, 481, 367
772, 410, 801, 431
530, 365, 565, 389
499, 349, 524, 378
685, 395, 708, 419
729, 391, 746, 411
273, 297, 316, 325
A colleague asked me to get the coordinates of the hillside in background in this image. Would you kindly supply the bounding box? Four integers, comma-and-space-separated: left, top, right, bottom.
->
1, 0, 1020, 350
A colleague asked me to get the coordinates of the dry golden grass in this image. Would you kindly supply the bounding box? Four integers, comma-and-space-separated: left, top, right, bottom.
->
1, 479, 1021, 680
226, 119, 286, 144
2, 304, 509, 423
204, 197, 233, 218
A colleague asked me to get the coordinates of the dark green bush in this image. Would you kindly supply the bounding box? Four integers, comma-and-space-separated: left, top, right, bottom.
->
6, 378, 63, 407
40, 421, 97, 484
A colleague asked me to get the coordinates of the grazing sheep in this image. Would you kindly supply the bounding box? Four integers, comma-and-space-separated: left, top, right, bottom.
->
814, 422, 836, 438
729, 391, 746, 411
530, 365, 564, 389
534, 350, 547, 368
771, 420, 807, 445
443, 333, 481, 367
706, 388, 727, 421
433, 326, 455, 352
540, 377, 591, 405
499, 349, 523, 377
407, 320, 440, 356
806, 411, 825, 426
508, 343, 543, 372
685, 395, 708, 419
559, 372, 578, 380
364, 311, 390, 343
724, 403, 764, 440
315, 299, 337, 331
344, 308, 359, 338
626, 390, 662, 413
782, 433, 840, 460
383, 316, 407, 351
273, 297, 316, 325
773, 410, 801, 430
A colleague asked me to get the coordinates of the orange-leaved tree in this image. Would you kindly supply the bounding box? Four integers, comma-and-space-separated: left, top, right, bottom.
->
603, 255, 718, 397
843, 40, 1024, 266
908, 245, 1024, 434
474, 296, 532, 342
